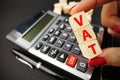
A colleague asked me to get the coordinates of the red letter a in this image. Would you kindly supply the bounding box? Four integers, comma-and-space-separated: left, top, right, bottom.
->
73, 15, 83, 26
83, 29, 92, 41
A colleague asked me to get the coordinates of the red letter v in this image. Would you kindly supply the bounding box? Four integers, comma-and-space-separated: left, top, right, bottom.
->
73, 15, 83, 26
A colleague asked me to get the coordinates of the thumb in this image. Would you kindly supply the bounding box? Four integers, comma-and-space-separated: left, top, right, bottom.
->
88, 47, 120, 67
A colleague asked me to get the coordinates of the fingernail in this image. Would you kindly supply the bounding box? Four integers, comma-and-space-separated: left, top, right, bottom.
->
88, 57, 106, 67
68, 5, 76, 14
113, 25, 120, 33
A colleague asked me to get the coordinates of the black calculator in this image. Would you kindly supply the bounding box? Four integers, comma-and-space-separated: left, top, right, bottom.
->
6, 10, 104, 80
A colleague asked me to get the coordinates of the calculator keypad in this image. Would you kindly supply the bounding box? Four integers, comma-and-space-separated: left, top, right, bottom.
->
34, 17, 91, 73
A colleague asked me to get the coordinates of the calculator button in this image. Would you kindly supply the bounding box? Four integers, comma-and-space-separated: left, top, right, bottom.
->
48, 48, 59, 58
40, 45, 50, 54
68, 34, 76, 42
65, 26, 72, 32
54, 39, 64, 48
59, 24, 66, 30
56, 19, 62, 25
57, 52, 68, 62
49, 28, 55, 34
66, 55, 78, 67
47, 36, 57, 44
60, 32, 68, 39
63, 42, 72, 51
35, 42, 43, 50
54, 30, 61, 36
42, 34, 49, 41
64, 18, 69, 23
76, 59, 88, 72
71, 45, 81, 55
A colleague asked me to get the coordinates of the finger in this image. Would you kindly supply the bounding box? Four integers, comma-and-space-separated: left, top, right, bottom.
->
69, 0, 115, 15
88, 57, 106, 67
107, 28, 117, 35
101, 47, 120, 67
101, 1, 120, 29
107, 28, 120, 38
89, 47, 120, 67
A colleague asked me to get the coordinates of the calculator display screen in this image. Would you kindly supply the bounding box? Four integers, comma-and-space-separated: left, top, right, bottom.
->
23, 14, 53, 42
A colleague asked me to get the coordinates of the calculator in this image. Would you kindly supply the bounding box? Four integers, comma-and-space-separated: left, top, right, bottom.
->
6, 10, 104, 80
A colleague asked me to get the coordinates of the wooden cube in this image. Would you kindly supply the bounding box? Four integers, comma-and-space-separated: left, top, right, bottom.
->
74, 25, 96, 44
62, 5, 70, 14
53, 3, 62, 15
85, 13, 92, 23
85, 9, 94, 23
79, 40, 102, 59
62, 3, 69, 14
69, 11, 102, 59
68, 1, 77, 7
86, 9, 94, 17
53, 7, 62, 15
69, 11, 90, 31
59, 0, 67, 3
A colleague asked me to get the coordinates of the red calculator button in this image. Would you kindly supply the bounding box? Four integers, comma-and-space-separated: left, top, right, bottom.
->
66, 55, 78, 67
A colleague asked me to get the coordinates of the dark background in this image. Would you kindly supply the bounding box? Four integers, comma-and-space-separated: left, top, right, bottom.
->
1, 0, 120, 80
0, 0, 59, 80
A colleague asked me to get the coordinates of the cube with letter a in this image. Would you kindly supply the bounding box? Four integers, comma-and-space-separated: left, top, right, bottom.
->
74, 25, 96, 44
69, 11, 102, 59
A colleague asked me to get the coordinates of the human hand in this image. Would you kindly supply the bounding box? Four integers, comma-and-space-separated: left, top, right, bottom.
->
69, 0, 120, 67
101, 1, 120, 37
69, 0, 116, 15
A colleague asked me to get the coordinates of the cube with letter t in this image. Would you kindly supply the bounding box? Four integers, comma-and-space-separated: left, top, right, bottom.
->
69, 11, 102, 59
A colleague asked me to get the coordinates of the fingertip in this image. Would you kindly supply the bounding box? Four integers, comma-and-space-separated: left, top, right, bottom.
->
68, 0, 96, 15
88, 57, 107, 67
68, 5, 77, 15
